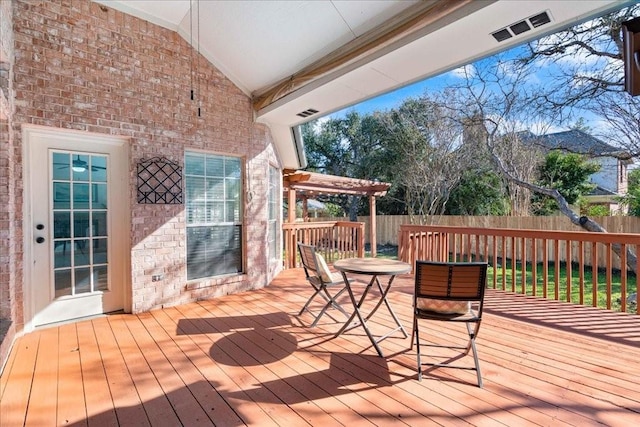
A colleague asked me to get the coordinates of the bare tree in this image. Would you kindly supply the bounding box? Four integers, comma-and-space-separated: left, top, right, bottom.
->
445, 55, 638, 269
518, 4, 640, 115
377, 96, 468, 223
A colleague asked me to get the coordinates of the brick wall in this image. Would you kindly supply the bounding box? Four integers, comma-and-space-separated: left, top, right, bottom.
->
0, 0, 16, 371
11, 0, 281, 323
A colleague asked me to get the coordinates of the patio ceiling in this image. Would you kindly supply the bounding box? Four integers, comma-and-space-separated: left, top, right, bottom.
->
94, 0, 625, 168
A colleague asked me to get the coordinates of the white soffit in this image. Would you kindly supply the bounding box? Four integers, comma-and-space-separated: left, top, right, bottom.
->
257, 0, 626, 128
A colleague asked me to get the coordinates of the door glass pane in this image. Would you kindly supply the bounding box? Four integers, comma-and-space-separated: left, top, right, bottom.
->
54, 211, 71, 238
53, 152, 70, 180
91, 156, 107, 182
51, 150, 110, 297
72, 154, 90, 181
92, 183, 107, 209
55, 269, 72, 297
73, 211, 90, 238
54, 241, 71, 268
94, 265, 108, 291
73, 183, 90, 209
93, 239, 108, 264
53, 183, 71, 209
93, 212, 107, 237
75, 267, 91, 294
74, 240, 90, 266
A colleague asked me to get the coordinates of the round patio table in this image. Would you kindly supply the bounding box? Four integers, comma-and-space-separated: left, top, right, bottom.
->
333, 257, 410, 357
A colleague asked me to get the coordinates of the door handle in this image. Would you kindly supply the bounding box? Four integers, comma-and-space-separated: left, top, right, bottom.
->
36, 224, 44, 230
36, 237, 45, 244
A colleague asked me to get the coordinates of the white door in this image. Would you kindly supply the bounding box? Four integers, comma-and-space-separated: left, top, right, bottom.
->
25, 126, 129, 327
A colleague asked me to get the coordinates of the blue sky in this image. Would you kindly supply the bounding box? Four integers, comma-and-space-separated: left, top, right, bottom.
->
329, 72, 455, 118
326, 17, 622, 137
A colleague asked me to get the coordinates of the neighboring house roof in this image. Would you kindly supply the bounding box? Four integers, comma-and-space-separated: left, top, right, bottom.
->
519, 129, 633, 162
589, 185, 618, 196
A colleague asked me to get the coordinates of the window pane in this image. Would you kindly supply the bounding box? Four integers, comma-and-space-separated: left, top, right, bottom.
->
207, 177, 224, 200
186, 176, 206, 200
226, 201, 240, 222
225, 158, 241, 178
226, 179, 240, 200
186, 225, 242, 279
206, 156, 224, 176
185, 152, 243, 280
185, 153, 205, 175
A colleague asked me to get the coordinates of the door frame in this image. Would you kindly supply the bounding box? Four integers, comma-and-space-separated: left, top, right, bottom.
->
22, 124, 131, 331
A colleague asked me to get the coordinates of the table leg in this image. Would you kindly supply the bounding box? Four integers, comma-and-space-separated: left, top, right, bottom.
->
335, 272, 385, 356
372, 275, 408, 338
335, 273, 408, 356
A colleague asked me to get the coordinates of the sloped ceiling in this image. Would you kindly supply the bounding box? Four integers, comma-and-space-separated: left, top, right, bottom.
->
94, 0, 625, 169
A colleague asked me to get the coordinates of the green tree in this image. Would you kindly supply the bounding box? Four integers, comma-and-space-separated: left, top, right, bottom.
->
620, 168, 640, 216
376, 96, 469, 222
303, 111, 387, 220
532, 150, 600, 215
446, 169, 509, 215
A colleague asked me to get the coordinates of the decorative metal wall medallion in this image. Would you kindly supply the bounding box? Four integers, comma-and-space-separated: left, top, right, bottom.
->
137, 157, 183, 204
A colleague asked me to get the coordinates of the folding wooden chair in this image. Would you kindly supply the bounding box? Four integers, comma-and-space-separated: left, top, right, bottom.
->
297, 243, 351, 327
411, 261, 488, 387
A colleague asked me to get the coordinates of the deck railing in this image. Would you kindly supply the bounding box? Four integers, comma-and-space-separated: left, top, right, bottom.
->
283, 221, 365, 269
398, 224, 640, 314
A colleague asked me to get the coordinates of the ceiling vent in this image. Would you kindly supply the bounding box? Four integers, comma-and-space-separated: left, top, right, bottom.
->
491, 11, 552, 43
296, 108, 319, 118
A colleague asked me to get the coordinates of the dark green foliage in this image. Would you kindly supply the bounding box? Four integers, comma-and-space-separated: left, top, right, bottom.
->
621, 168, 640, 216
532, 150, 600, 215
446, 170, 510, 215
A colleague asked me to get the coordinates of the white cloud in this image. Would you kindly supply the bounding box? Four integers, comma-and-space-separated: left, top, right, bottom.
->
448, 64, 476, 79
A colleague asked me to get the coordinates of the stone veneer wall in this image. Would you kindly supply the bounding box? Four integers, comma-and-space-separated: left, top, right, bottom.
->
8, 0, 280, 342
0, 0, 16, 371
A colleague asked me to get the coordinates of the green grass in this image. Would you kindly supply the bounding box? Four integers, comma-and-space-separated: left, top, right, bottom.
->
481, 257, 637, 313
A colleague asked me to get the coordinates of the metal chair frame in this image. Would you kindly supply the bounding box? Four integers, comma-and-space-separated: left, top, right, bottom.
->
411, 260, 488, 387
297, 243, 350, 327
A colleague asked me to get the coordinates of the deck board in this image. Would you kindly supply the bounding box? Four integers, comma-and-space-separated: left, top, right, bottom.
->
24, 326, 58, 427
1, 268, 640, 426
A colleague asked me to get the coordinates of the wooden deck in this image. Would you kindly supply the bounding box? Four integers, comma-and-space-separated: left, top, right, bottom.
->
1, 268, 639, 426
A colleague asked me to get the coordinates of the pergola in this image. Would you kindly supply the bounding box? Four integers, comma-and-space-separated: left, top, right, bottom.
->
283, 170, 391, 257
